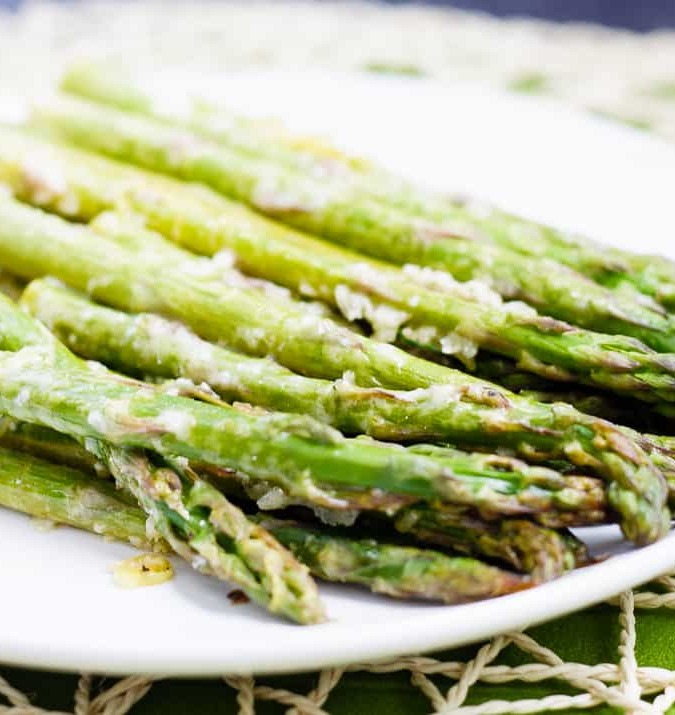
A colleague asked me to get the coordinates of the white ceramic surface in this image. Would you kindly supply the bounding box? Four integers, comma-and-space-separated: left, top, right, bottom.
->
2, 70, 675, 676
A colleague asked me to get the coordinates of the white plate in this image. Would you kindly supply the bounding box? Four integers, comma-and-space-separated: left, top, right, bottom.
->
2, 70, 675, 677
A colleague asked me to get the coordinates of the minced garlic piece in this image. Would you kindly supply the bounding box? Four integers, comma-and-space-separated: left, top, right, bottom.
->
113, 553, 174, 589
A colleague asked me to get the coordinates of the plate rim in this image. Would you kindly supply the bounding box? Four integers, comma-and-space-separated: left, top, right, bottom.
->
2, 528, 675, 676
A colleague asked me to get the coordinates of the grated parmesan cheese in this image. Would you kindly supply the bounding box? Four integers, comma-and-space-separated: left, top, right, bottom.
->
20, 156, 67, 205
256, 486, 288, 510
212, 249, 237, 271
503, 300, 538, 318
166, 133, 203, 166
400, 324, 439, 346
252, 175, 330, 213
440, 333, 479, 363
402, 264, 502, 307
334, 285, 408, 342
154, 409, 196, 440
313, 506, 359, 527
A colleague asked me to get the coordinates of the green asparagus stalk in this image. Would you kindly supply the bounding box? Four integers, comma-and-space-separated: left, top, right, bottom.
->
451, 359, 675, 494
60, 61, 369, 175
0, 417, 413, 520
253, 516, 530, 601
21, 279, 613, 526
10, 398, 324, 620
403, 196, 675, 313
23, 270, 657, 507
389, 506, 588, 581
457, 355, 675, 488
0, 291, 325, 624
13, 117, 675, 401
89, 210, 348, 324
0, 443, 153, 546
0, 168, 483, 391
91, 442, 325, 623
0, 414, 589, 578
13, 278, 609, 455
38, 90, 675, 350
193, 473, 594, 579
17, 394, 574, 586
198, 451, 590, 582
0, 285, 609, 525
98, 204, 675, 399
59, 62, 675, 310
433, 200, 675, 311
0, 445, 529, 604
511, 392, 675, 500
2, 269, 591, 584
0, 198, 666, 541
470, 354, 675, 425
0, 344, 612, 523
0, 417, 100, 473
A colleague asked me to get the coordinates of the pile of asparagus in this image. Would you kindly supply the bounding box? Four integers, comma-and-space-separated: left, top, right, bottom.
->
0, 62, 673, 623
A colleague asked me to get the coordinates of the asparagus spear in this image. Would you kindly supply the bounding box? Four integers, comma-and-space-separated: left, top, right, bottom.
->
21, 279, 612, 525
395, 193, 675, 313
470, 354, 675, 426
97, 206, 675, 399
0, 199, 666, 541
33, 92, 675, 352
0, 173, 481, 391
450, 358, 675, 494
0, 443, 153, 546
59, 62, 675, 310
0, 446, 529, 604
12, 120, 675, 402
0, 280, 608, 523
89, 210, 349, 324
0, 288, 325, 624
0, 414, 589, 578
458, 355, 675, 488
433, 201, 675, 311
0, 344, 614, 523
253, 516, 530, 601
93, 443, 325, 623
0, 417, 100, 473
60, 61, 368, 175
12, 278, 611, 455
1, 268, 587, 585
2, 135, 672, 408
389, 506, 588, 581
166, 457, 591, 582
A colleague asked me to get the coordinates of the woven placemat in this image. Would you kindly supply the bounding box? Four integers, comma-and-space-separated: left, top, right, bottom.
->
1, 585, 675, 714
2, 2, 675, 713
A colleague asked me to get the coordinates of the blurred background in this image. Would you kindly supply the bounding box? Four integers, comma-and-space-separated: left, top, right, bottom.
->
2, 0, 675, 142
2, 0, 675, 31
390, 1, 675, 31
2, 0, 675, 30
